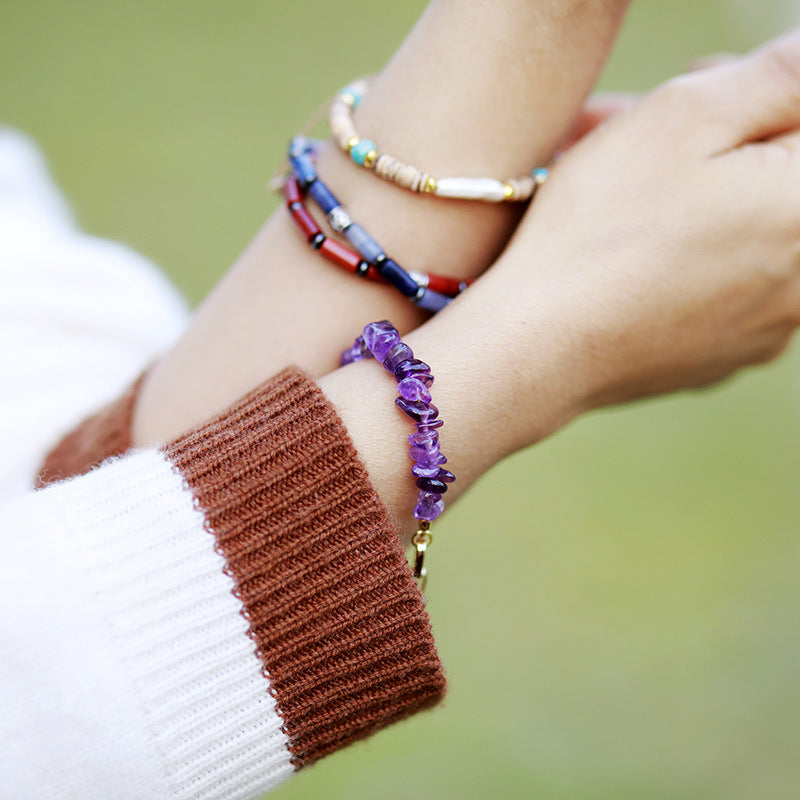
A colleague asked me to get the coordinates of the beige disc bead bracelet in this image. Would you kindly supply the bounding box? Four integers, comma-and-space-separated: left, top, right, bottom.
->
329, 78, 549, 202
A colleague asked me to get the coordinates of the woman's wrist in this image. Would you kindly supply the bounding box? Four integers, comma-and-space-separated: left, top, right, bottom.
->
318, 273, 594, 539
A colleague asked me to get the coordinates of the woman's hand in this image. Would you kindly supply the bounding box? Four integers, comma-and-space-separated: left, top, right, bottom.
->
498, 28, 800, 417
325, 30, 800, 534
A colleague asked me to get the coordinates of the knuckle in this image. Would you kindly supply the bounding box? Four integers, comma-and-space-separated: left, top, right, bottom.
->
641, 73, 717, 128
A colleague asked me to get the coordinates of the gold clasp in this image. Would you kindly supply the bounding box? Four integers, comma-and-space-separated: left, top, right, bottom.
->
412, 522, 432, 590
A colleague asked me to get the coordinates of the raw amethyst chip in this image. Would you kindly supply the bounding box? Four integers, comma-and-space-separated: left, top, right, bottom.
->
415, 451, 446, 468
409, 442, 441, 463
383, 342, 414, 373
362, 320, 394, 349
414, 491, 445, 521
412, 462, 441, 478
395, 398, 438, 423
416, 476, 448, 494
409, 430, 439, 448
370, 331, 400, 362
393, 358, 434, 386
398, 377, 432, 403
416, 418, 444, 430
437, 468, 456, 483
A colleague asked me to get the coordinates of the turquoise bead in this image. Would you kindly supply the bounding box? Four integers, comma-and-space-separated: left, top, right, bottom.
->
531, 167, 549, 182
350, 139, 377, 166
340, 84, 364, 108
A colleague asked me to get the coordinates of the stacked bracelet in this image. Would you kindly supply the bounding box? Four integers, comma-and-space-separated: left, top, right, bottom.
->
288, 137, 455, 312
282, 170, 470, 298
330, 79, 550, 202
342, 320, 454, 584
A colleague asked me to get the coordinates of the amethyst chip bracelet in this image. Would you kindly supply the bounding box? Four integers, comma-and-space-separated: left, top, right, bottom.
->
342, 320, 454, 584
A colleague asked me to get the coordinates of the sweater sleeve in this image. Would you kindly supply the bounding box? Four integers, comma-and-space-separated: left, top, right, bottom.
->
0, 367, 445, 800
0, 130, 189, 499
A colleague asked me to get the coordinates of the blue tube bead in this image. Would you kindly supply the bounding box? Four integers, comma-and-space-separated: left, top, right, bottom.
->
375, 256, 419, 297
308, 179, 341, 216
414, 288, 451, 313
288, 136, 312, 158
289, 153, 317, 188
344, 223, 384, 263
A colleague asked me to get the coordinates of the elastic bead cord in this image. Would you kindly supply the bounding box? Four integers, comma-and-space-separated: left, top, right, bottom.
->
342, 320, 455, 585
287, 137, 466, 310
330, 79, 550, 202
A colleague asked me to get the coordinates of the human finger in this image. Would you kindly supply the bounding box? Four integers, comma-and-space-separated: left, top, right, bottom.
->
674, 28, 800, 152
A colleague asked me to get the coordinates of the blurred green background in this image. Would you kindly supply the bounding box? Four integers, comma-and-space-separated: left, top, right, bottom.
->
4, 1, 800, 797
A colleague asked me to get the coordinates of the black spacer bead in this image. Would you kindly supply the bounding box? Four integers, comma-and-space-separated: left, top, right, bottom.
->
311, 232, 325, 249
356, 261, 370, 277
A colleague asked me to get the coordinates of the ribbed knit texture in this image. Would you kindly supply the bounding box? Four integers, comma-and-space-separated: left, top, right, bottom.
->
37, 372, 145, 486
4, 450, 296, 799
163, 367, 446, 767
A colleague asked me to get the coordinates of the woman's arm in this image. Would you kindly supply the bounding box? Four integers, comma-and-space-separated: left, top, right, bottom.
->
133, 0, 632, 446
3, 369, 443, 799
321, 29, 800, 536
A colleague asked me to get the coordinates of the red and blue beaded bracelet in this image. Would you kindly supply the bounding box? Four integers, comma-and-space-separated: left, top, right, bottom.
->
286, 136, 470, 310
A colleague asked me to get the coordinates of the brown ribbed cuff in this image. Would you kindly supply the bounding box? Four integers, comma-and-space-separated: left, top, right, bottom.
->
162, 366, 445, 767
37, 373, 146, 486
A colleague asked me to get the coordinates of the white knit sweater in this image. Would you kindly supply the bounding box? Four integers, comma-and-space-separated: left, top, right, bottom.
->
0, 130, 444, 800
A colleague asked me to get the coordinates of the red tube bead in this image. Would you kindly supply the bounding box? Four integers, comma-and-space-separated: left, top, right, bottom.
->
283, 174, 302, 207
318, 236, 384, 283
318, 236, 361, 271
290, 203, 322, 242
426, 273, 471, 297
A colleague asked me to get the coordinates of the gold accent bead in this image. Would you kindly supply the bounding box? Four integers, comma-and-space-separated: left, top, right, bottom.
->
503, 183, 514, 199
423, 176, 437, 194
346, 136, 359, 153
362, 149, 378, 168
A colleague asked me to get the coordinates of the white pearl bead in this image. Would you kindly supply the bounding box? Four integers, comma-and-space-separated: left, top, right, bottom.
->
434, 177, 507, 202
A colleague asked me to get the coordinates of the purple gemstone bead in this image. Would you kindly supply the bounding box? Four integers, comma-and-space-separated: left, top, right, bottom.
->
354, 335, 370, 358
395, 398, 438, 423
412, 462, 441, 478
414, 449, 446, 468
411, 453, 446, 470
416, 418, 444, 431
363, 321, 399, 360
409, 441, 440, 462
383, 342, 414, 373
398, 377, 432, 403
437, 468, 456, 483
362, 320, 394, 347
393, 359, 433, 387
416, 476, 448, 494
414, 491, 445, 521
409, 430, 439, 448
370, 331, 400, 362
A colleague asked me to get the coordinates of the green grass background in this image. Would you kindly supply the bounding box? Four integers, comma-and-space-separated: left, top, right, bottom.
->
3, 1, 800, 797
